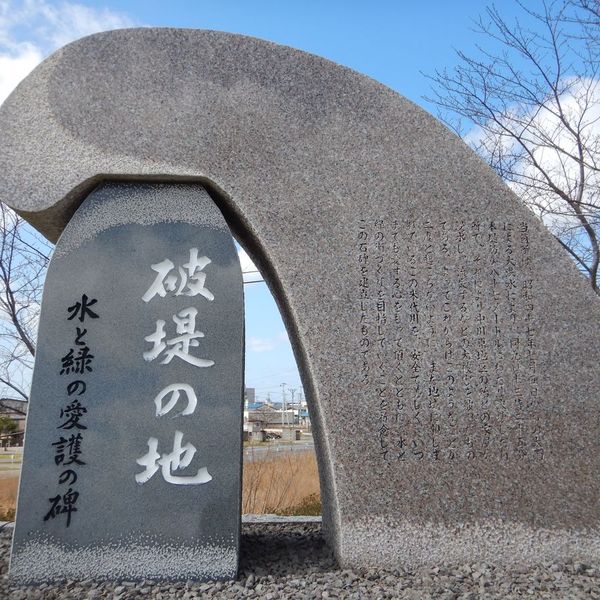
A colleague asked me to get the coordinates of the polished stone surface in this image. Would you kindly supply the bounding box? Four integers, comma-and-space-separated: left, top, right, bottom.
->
11, 183, 244, 582
1, 29, 599, 569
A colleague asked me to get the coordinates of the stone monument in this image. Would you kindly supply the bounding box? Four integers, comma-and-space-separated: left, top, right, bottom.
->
10, 183, 244, 582
1, 29, 598, 574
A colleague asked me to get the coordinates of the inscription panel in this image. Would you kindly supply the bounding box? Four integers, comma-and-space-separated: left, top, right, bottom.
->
11, 183, 244, 583
357, 219, 542, 463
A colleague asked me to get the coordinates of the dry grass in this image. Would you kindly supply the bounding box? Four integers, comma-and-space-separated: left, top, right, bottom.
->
242, 448, 321, 515
0, 474, 18, 521
0, 448, 322, 521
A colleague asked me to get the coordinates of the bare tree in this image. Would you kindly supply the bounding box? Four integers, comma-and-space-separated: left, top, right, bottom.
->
426, 0, 600, 295
573, 0, 600, 53
0, 203, 51, 414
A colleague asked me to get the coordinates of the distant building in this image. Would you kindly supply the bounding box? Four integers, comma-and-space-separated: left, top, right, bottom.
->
299, 406, 311, 429
244, 387, 256, 405
246, 401, 270, 411
242, 396, 311, 439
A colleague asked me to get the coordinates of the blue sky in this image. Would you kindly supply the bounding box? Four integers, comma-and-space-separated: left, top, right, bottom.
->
0, 0, 530, 404
101, 0, 497, 109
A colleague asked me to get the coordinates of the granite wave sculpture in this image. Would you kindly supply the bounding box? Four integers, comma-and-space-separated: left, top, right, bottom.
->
1, 29, 599, 570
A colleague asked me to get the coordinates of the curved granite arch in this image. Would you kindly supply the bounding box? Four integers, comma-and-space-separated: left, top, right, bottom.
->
1, 29, 599, 568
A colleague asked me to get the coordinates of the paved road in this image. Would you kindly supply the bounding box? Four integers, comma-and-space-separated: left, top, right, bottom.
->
243, 441, 315, 462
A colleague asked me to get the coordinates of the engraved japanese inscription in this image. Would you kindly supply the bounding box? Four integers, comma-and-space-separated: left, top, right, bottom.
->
44, 295, 100, 528
136, 248, 216, 486
11, 183, 244, 583
357, 219, 541, 464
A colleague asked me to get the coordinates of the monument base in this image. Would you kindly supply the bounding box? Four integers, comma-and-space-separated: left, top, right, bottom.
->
336, 517, 600, 568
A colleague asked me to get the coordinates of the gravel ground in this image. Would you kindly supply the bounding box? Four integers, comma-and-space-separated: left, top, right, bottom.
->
1, 522, 599, 599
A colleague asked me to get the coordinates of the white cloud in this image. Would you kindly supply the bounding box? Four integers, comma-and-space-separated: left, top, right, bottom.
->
32, 1, 135, 49
0, 0, 136, 105
248, 332, 288, 353
465, 77, 600, 235
0, 41, 41, 104
238, 246, 264, 283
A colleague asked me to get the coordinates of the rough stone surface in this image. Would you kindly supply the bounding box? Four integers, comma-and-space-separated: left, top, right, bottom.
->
3, 523, 600, 599
0, 29, 599, 569
10, 183, 244, 582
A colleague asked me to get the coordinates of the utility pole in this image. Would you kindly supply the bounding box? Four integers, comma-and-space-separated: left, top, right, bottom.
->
280, 383, 286, 431
289, 388, 297, 426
